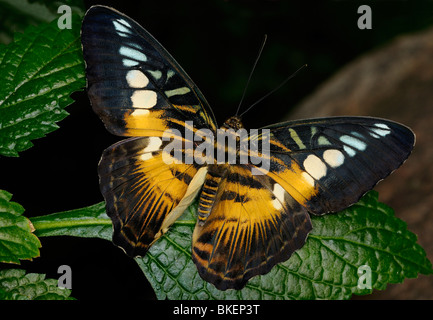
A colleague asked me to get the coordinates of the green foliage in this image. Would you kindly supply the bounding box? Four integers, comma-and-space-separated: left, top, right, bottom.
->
0, 9, 85, 157
0, 190, 41, 264
136, 191, 432, 299
0, 0, 85, 300
0, 0, 431, 300
0, 269, 73, 300
30, 201, 111, 240
0, 0, 84, 44
1, 189, 429, 299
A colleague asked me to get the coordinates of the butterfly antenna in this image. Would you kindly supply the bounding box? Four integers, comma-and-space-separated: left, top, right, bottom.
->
235, 34, 268, 117
238, 64, 308, 118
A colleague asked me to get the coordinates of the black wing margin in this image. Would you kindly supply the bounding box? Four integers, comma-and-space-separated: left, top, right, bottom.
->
261, 117, 415, 215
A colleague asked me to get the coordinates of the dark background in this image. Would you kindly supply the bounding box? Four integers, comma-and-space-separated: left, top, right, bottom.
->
1, 0, 433, 300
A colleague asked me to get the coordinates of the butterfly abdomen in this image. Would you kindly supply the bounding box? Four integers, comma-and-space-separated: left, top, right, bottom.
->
197, 165, 226, 224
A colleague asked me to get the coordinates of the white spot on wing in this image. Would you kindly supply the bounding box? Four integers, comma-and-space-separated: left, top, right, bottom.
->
303, 154, 327, 180
122, 59, 139, 67
165, 87, 191, 98
148, 70, 162, 80
140, 152, 153, 161
340, 135, 367, 153
131, 90, 157, 109
117, 18, 132, 28
375, 123, 390, 130
119, 46, 147, 62
126, 70, 149, 88
318, 136, 331, 146
343, 146, 356, 157
167, 70, 175, 79
272, 183, 285, 210
323, 149, 345, 168
113, 20, 131, 36
368, 131, 381, 138
370, 123, 391, 138
302, 172, 315, 186
143, 137, 162, 153
131, 109, 149, 117
126, 42, 143, 50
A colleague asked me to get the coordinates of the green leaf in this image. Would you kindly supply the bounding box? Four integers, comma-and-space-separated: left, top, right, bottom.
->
29, 191, 432, 299
135, 191, 432, 300
0, 189, 41, 264
0, 0, 85, 44
0, 13, 85, 157
30, 202, 112, 240
0, 0, 57, 44
0, 269, 74, 300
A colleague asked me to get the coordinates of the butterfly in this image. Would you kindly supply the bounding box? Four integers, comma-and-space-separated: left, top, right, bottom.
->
81, 5, 415, 291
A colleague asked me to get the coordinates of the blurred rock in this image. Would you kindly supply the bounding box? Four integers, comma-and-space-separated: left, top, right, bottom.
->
289, 26, 433, 299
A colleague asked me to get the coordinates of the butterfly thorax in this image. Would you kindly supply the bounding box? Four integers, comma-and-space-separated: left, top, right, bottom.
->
209, 116, 246, 167
196, 116, 245, 224
220, 116, 244, 131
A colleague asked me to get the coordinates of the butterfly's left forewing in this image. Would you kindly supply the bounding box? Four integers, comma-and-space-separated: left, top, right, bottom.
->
81, 6, 216, 256
81, 5, 217, 138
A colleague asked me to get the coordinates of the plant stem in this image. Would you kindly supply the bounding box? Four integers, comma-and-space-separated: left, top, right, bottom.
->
30, 217, 112, 236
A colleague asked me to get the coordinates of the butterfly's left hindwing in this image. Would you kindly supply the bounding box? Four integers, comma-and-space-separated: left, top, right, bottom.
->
99, 136, 207, 256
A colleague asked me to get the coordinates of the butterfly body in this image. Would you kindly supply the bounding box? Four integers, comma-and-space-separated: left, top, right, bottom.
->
81, 5, 415, 290
221, 116, 245, 131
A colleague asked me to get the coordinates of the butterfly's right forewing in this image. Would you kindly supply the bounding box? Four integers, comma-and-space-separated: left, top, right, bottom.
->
262, 117, 415, 215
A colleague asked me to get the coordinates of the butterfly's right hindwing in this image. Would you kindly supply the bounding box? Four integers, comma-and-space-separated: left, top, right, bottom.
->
192, 164, 312, 290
